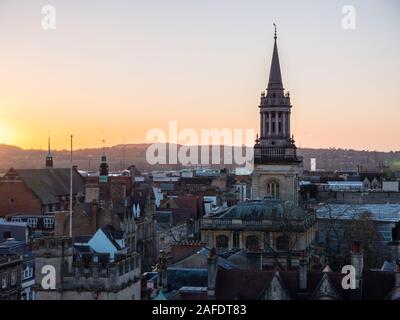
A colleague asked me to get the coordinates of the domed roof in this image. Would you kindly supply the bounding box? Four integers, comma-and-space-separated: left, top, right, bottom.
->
217, 200, 305, 220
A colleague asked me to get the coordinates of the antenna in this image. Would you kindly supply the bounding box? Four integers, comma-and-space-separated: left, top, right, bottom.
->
122, 136, 126, 170
69, 134, 73, 238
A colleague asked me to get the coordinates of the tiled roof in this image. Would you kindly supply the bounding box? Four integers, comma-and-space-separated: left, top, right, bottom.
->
15, 168, 85, 205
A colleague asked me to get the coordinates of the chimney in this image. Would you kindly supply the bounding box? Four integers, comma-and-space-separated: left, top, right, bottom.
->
299, 252, 308, 290
156, 250, 168, 290
351, 242, 363, 289
91, 200, 98, 231
396, 261, 400, 288
207, 248, 218, 299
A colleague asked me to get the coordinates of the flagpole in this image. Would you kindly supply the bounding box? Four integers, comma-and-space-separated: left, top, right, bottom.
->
69, 134, 73, 238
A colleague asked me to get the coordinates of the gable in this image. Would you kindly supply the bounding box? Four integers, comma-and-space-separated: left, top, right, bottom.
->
311, 274, 341, 300
264, 273, 291, 300
88, 229, 119, 259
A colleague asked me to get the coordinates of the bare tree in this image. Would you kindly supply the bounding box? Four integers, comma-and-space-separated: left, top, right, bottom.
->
262, 201, 304, 269
318, 202, 381, 270
342, 211, 380, 269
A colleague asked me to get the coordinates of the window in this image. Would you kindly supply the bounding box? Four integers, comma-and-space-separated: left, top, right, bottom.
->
266, 181, 280, 199
11, 217, 22, 223
27, 218, 38, 228
216, 235, 229, 250
2, 274, 8, 288
11, 271, 16, 286
381, 231, 392, 242
276, 235, 290, 251
23, 267, 33, 280
245, 235, 259, 251
44, 218, 54, 229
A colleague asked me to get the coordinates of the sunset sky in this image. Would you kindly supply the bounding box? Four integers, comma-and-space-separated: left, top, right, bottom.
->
0, 0, 399, 151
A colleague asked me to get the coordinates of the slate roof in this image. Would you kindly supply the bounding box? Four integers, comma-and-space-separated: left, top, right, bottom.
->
172, 247, 239, 270
317, 204, 400, 222
101, 225, 124, 250
167, 267, 208, 291
156, 211, 172, 225
15, 168, 85, 205
215, 268, 274, 300
214, 268, 396, 300
362, 270, 395, 300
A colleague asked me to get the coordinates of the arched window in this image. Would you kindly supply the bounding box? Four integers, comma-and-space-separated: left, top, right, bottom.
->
245, 235, 259, 251
216, 235, 229, 250
266, 180, 280, 199
276, 235, 289, 251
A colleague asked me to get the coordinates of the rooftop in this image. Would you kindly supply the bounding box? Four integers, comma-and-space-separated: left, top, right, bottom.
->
317, 204, 400, 222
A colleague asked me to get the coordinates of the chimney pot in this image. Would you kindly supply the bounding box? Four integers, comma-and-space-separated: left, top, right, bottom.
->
351, 242, 362, 253
351, 242, 364, 290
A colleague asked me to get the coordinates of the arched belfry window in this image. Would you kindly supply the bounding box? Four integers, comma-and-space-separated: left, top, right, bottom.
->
266, 180, 280, 199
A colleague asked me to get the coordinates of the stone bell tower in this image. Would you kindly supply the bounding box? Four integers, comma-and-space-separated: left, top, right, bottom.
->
252, 25, 303, 204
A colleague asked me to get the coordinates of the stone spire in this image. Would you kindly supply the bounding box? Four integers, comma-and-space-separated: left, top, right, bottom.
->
45, 136, 53, 168
267, 23, 284, 94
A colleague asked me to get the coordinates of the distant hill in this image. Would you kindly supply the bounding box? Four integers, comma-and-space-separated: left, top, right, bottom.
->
0, 143, 399, 173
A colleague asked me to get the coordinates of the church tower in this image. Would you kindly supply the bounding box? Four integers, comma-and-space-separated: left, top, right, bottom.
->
99, 139, 109, 182
45, 136, 53, 168
252, 25, 303, 204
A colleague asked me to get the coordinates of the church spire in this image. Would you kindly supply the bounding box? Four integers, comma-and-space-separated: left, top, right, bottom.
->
45, 136, 53, 168
267, 23, 283, 92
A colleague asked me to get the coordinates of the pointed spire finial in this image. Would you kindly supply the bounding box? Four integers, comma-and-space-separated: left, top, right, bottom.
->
48, 135, 51, 155
273, 23, 277, 40
45, 134, 53, 168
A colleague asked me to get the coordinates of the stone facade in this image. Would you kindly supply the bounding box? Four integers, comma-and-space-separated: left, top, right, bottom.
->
33, 237, 141, 300
252, 163, 302, 204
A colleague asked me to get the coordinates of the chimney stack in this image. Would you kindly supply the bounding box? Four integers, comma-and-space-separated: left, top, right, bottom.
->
156, 250, 168, 290
351, 242, 363, 289
299, 252, 308, 290
395, 261, 400, 289
207, 248, 218, 299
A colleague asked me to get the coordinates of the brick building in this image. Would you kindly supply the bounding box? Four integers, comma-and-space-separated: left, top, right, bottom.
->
0, 167, 85, 217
